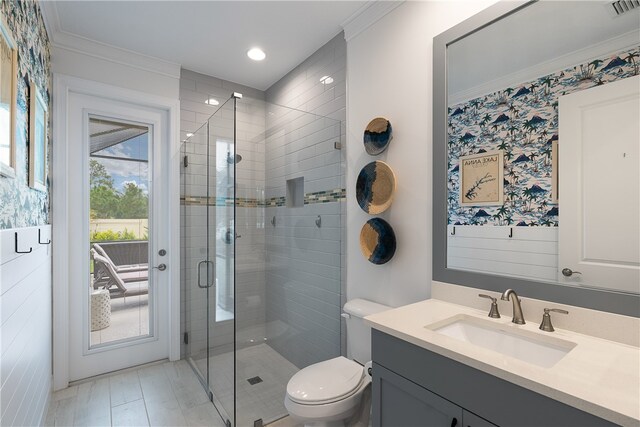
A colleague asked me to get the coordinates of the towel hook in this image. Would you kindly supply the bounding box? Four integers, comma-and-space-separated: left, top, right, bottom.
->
38, 229, 51, 245
315, 215, 322, 228
15, 232, 33, 254
451, 226, 456, 236
509, 227, 513, 238
271, 216, 276, 227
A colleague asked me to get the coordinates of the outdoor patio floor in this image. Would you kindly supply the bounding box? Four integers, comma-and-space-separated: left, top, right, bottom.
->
91, 291, 149, 346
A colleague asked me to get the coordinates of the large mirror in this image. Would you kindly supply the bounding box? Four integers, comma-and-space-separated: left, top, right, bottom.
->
433, 0, 640, 316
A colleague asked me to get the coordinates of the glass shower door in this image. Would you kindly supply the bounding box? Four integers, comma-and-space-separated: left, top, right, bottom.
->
182, 96, 236, 426
208, 97, 237, 426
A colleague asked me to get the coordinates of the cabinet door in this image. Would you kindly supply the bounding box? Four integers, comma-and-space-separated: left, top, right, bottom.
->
463, 410, 497, 427
373, 363, 463, 427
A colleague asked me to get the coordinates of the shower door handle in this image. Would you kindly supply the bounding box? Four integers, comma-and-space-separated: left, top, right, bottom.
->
197, 260, 215, 288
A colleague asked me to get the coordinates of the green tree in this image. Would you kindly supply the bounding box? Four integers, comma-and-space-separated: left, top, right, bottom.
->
90, 185, 120, 218
90, 159, 114, 189
90, 159, 119, 218
116, 182, 148, 219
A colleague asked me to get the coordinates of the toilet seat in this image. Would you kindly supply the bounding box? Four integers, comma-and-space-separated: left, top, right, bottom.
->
286, 357, 365, 405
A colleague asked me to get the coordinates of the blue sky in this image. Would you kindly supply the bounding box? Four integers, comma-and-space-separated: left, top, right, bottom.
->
93, 133, 149, 193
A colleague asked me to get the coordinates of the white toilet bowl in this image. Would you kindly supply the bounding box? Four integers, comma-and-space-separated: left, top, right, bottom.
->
284, 299, 390, 427
284, 356, 371, 427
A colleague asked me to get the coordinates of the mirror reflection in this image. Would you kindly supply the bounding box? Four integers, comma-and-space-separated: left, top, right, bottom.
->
446, 1, 639, 294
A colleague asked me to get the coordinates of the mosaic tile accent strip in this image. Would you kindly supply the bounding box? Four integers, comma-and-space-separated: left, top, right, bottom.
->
0, 0, 52, 229
448, 46, 639, 227
304, 188, 346, 205
181, 188, 346, 207
265, 196, 285, 207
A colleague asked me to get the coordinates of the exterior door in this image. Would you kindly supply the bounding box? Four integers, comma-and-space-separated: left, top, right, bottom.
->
558, 76, 639, 293
67, 92, 171, 381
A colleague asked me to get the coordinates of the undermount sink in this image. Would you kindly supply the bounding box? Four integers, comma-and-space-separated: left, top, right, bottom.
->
425, 315, 576, 368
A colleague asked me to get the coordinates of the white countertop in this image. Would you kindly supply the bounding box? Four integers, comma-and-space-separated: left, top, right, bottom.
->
365, 299, 640, 426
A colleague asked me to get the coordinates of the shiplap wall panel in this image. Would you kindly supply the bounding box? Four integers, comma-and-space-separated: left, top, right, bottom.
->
447, 225, 559, 282
0, 226, 52, 427
448, 246, 557, 267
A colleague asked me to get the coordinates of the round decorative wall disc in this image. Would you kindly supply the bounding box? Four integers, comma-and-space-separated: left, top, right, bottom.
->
364, 117, 393, 155
356, 161, 396, 214
360, 218, 397, 265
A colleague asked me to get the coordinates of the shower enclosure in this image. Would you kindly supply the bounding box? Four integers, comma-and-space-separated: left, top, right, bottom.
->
180, 93, 344, 426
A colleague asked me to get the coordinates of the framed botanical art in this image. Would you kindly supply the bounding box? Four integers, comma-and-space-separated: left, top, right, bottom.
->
459, 150, 504, 206
29, 80, 47, 191
0, 16, 17, 178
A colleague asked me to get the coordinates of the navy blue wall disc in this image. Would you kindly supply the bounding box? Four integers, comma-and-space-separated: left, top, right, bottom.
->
364, 117, 393, 155
360, 218, 396, 265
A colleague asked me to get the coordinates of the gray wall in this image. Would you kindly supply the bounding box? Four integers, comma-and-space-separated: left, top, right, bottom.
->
180, 32, 347, 369
263, 33, 347, 368
180, 70, 267, 357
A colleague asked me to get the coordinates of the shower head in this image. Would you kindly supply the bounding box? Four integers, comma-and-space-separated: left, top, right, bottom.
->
227, 153, 242, 164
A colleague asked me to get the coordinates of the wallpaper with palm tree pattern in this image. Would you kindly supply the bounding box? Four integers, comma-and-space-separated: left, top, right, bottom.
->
0, 0, 51, 229
448, 46, 639, 227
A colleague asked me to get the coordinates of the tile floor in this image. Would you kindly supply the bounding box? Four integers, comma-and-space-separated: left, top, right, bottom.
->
44, 360, 227, 427
90, 294, 149, 345
193, 344, 299, 427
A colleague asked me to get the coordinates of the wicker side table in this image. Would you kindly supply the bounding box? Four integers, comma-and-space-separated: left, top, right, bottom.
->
91, 289, 111, 331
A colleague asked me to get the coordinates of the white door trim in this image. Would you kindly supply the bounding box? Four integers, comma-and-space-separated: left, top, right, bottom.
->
52, 74, 180, 390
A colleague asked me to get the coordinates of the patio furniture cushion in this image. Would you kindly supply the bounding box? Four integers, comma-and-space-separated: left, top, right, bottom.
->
93, 242, 148, 273
91, 249, 149, 299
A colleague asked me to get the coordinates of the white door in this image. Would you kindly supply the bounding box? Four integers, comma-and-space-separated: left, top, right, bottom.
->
558, 76, 640, 293
67, 92, 171, 381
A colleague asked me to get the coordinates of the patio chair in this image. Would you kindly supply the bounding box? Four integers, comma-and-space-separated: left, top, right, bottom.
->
91, 249, 148, 299
93, 243, 148, 273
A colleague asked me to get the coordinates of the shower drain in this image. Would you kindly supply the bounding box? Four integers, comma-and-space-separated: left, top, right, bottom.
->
247, 376, 263, 385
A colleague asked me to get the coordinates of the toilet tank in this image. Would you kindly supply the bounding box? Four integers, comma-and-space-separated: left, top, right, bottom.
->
343, 298, 391, 364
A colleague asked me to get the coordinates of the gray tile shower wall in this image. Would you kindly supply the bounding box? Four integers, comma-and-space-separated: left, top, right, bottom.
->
180, 70, 267, 358
264, 33, 347, 368
180, 32, 346, 368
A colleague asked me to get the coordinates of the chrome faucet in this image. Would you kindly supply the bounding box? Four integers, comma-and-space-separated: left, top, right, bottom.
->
501, 289, 525, 324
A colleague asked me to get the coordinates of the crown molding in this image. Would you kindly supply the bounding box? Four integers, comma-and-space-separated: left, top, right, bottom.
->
449, 29, 640, 105
40, 1, 181, 80
342, 1, 404, 42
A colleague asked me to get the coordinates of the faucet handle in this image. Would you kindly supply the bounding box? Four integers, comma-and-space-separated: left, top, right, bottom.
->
539, 307, 568, 332
478, 294, 500, 318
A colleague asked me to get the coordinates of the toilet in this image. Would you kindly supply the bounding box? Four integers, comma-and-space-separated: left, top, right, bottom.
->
284, 298, 391, 427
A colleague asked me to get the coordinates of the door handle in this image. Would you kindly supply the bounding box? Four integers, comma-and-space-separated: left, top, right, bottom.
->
562, 268, 582, 277
197, 260, 215, 288
154, 264, 167, 271
197, 260, 207, 288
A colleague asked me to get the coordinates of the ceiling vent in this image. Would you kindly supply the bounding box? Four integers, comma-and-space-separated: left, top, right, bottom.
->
610, 0, 639, 15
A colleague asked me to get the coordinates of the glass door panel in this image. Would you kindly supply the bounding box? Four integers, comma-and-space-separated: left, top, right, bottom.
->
183, 122, 210, 383
209, 98, 237, 426
183, 96, 236, 426
88, 116, 151, 347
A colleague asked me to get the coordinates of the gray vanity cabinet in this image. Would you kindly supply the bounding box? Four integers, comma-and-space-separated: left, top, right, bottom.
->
371, 330, 616, 427
373, 363, 464, 426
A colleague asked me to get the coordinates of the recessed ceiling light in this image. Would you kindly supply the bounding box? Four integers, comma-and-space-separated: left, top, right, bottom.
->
186, 133, 193, 137
247, 47, 266, 61
205, 98, 219, 106
320, 75, 334, 85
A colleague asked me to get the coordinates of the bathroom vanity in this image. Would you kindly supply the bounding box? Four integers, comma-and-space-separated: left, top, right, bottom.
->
419, 0, 640, 422
366, 300, 640, 427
